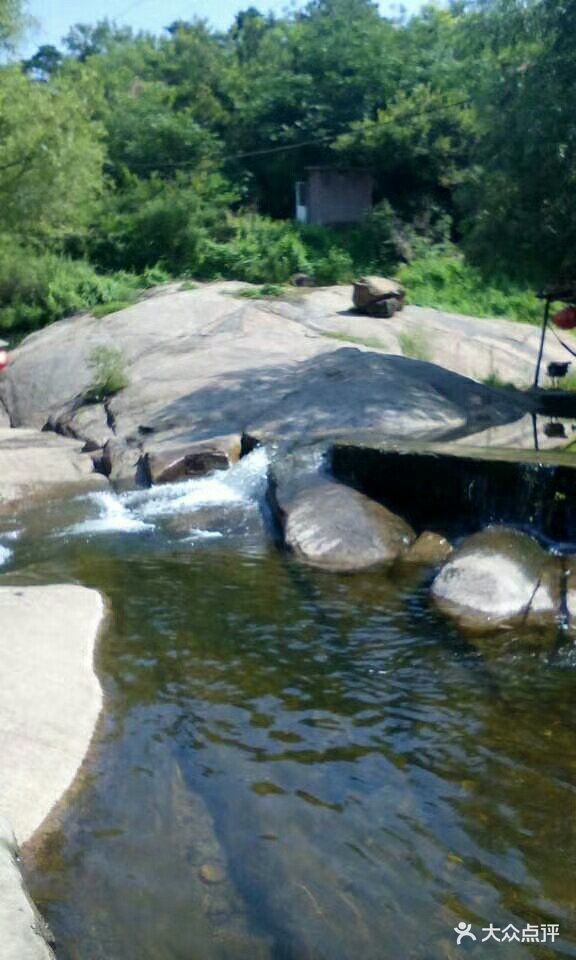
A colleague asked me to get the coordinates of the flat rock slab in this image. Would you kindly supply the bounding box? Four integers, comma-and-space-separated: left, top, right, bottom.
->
0, 429, 106, 507
0, 585, 104, 844
0, 819, 54, 960
0, 283, 529, 483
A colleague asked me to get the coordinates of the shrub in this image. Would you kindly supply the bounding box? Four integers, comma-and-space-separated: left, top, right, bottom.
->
85, 346, 129, 402
398, 246, 541, 324
0, 241, 141, 333
201, 214, 311, 283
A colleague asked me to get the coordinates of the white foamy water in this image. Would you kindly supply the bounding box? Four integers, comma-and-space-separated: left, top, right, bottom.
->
0, 544, 13, 566
64, 447, 269, 537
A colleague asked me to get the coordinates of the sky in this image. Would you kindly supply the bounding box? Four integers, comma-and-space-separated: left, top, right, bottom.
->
21, 0, 426, 55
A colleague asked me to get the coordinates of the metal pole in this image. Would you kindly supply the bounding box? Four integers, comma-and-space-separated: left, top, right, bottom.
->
534, 296, 552, 389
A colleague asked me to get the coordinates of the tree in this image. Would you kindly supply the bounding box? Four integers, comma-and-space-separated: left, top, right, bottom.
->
23, 44, 64, 81
0, 0, 24, 49
0, 67, 105, 240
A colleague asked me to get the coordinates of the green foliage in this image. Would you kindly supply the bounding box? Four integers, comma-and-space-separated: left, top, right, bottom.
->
201, 215, 311, 282
397, 247, 542, 323
4, 0, 574, 330
91, 300, 135, 318
0, 0, 24, 48
235, 283, 287, 298
85, 345, 128, 402
398, 329, 431, 362
0, 66, 105, 240
0, 242, 141, 333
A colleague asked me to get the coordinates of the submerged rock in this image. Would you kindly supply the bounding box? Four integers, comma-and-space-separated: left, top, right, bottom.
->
431, 526, 561, 632
402, 531, 453, 566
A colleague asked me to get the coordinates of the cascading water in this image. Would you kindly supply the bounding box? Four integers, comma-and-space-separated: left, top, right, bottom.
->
64, 445, 270, 539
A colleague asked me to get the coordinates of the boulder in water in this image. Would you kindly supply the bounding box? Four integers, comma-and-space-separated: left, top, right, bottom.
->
402, 531, 453, 566
145, 436, 242, 485
269, 448, 416, 572
431, 526, 562, 632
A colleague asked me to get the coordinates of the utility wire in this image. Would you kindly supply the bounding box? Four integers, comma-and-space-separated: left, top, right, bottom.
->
120, 95, 473, 170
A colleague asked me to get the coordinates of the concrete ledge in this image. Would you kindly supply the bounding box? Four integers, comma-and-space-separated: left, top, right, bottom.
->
0, 585, 105, 844
0, 818, 54, 960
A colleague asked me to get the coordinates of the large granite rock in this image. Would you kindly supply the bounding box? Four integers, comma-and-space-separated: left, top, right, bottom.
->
431, 526, 562, 631
0, 284, 528, 484
0, 819, 54, 960
269, 452, 415, 570
0, 585, 105, 844
0, 428, 107, 507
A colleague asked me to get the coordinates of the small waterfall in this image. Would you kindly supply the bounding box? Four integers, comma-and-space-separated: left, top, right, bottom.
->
63, 446, 270, 538
0, 544, 12, 566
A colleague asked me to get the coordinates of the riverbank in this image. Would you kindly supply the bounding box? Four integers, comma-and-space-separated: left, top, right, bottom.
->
0, 585, 105, 960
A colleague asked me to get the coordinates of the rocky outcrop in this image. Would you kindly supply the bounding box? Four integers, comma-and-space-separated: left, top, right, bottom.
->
431, 526, 562, 631
0, 428, 107, 507
0, 585, 105, 844
0, 819, 54, 960
0, 283, 528, 485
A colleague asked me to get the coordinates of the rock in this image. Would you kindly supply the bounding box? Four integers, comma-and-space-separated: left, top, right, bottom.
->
0, 428, 107, 507
0, 817, 55, 960
0, 284, 529, 484
403, 531, 453, 566
101, 437, 146, 486
271, 454, 415, 572
431, 526, 562, 631
291, 273, 314, 287
366, 296, 402, 318
199, 862, 226, 885
353, 276, 405, 311
564, 557, 576, 633
50, 402, 115, 452
0, 585, 104, 843
145, 435, 241, 485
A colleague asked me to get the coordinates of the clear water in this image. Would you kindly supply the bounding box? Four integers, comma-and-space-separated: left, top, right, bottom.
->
1, 451, 575, 960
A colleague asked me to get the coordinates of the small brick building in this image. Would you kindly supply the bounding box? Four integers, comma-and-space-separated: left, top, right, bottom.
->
295, 167, 373, 226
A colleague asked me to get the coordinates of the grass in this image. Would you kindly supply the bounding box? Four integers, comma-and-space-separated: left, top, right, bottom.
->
179, 280, 198, 291
397, 248, 542, 324
85, 346, 129, 403
399, 329, 431, 362
322, 330, 387, 350
234, 283, 288, 299
91, 299, 136, 318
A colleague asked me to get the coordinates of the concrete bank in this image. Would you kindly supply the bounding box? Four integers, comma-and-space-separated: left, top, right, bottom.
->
0, 585, 105, 959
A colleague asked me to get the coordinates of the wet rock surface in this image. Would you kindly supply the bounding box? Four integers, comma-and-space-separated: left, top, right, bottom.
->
402, 531, 453, 566
269, 451, 416, 572
0, 428, 106, 507
431, 526, 562, 632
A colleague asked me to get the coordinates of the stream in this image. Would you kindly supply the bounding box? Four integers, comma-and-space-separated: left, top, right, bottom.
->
1, 447, 575, 959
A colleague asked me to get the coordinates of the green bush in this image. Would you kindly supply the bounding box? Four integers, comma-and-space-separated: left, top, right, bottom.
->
85, 346, 129, 402
0, 241, 141, 333
397, 246, 541, 324
201, 214, 311, 283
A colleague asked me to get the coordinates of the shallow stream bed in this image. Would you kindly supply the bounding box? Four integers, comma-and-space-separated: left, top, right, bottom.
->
1, 450, 575, 960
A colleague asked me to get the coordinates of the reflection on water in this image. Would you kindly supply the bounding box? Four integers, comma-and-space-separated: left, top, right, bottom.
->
456, 413, 576, 452
1, 453, 574, 960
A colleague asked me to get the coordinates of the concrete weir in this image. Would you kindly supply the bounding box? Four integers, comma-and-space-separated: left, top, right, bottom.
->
0, 585, 105, 959
331, 441, 576, 544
